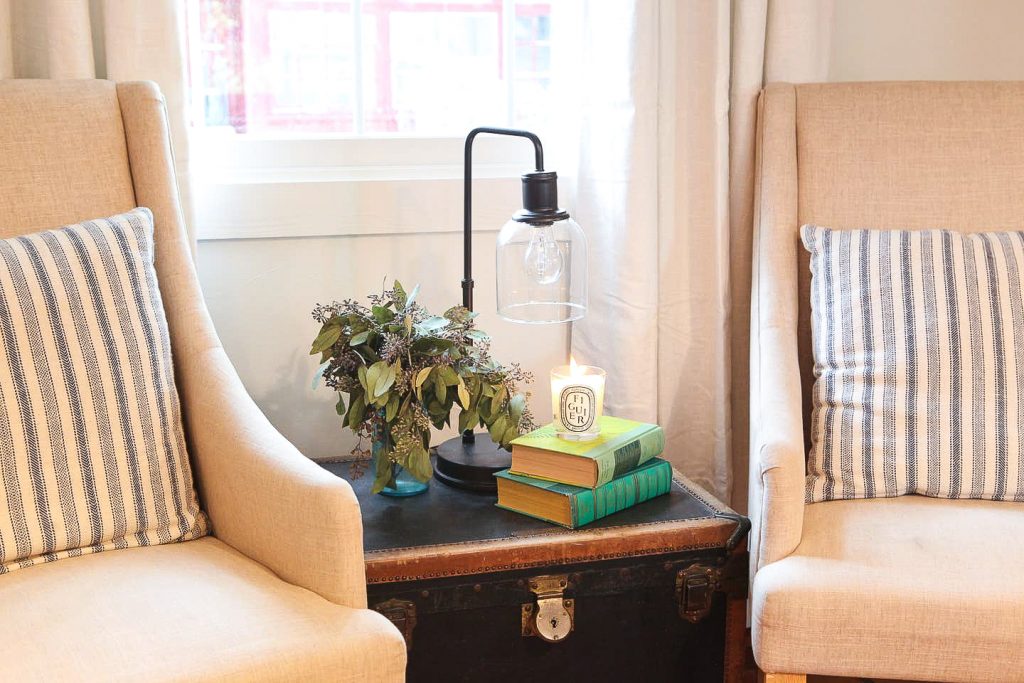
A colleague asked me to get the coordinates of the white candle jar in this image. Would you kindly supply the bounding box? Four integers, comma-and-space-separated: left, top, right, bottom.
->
550, 363, 606, 441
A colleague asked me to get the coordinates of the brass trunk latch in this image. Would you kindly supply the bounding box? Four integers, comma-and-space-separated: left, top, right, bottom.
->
675, 564, 720, 623
521, 574, 574, 643
372, 598, 417, 650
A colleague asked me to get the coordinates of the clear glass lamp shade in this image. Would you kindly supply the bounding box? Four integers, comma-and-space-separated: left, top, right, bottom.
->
495, 216, 588, 324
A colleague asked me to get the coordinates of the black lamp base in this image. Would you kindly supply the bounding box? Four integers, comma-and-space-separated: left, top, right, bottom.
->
432, 431, 510, 493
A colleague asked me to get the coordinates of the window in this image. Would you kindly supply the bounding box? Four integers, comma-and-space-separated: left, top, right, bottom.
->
186, 0, 553, 136
185, 0, 566, 241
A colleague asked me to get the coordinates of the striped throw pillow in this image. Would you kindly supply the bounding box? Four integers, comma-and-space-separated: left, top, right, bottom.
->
0, 208, 206, 573
803, 224, 1024, 503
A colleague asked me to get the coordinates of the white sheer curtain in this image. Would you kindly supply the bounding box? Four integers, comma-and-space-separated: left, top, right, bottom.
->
0, 0, 192, 219
564, 0, 834, 509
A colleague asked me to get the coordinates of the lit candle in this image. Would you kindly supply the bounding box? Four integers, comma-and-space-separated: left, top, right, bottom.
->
550, 357, 606, 441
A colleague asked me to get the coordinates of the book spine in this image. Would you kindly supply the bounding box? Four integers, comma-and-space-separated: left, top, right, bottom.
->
571, 460, 673, 527
593, 426, 666, 487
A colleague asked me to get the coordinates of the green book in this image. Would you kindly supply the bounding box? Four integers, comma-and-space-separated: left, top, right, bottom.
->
495, 458, 673, 528
509, 415, 665, 487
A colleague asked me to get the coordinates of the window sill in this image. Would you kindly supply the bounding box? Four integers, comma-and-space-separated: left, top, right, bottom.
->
192, 133, 534, 241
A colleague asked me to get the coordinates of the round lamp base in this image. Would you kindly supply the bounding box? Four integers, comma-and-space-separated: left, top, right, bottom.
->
432, 432, 510, 493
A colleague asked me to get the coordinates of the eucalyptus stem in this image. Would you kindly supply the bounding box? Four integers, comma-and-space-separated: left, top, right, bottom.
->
310, 280, 536, 494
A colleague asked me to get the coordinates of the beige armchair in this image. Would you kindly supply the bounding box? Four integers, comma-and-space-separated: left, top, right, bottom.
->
0, 80, 406, 681
750, 82, 1024, 682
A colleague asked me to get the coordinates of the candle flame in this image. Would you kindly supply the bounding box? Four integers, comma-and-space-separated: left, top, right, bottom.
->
569, 356, 583, 377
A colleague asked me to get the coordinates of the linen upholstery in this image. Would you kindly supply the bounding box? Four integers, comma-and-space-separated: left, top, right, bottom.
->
753, 496, 1024, 682
0, 208, 206, 572
803, 225, 1024, 503
750, 81, 1024, 681
0, 537, 405, 682
0, 79, 406, 679
0, 80, 136, 232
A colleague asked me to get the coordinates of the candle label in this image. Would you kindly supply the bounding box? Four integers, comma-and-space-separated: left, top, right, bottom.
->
559, 385, 597, 432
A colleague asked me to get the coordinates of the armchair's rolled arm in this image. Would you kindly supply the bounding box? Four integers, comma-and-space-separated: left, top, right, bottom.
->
749, 325, 806, 573
748, 84, 806, 575
183, 347, 368, 609
118, 79, 367, 609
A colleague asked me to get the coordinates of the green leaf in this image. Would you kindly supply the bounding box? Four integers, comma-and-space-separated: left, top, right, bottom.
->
411, 337, 455, 355
458, 408, 479, 433
357, 365, 368, 393
365, 361, 389, 399
365, 362, 382, 398
349, 330, 371, 346
385, 393, 400, 422
443, 306, 472, 323
371, 455, 393, 494
457, 378, 471, 407
417, 316, 450, 333
487, 414, 509, 442
438, 365, 460, 386
478, 396, 493, 420
374, 363, 397, 398
406, 284, 420, 308
312, 360, 331, 390
502, 422, 520, 447
399, 391, 413, 417
335, 394, 346, 416
433, 373, 447, 403
406, 443, 433, 482
310, 324, 342, 355
404, 314, 414, 337
508, 393, 526, 425
346, 392, 366, 430
466, 329, 490, 342
372, 305, 395, 324
415, 366, 433, 390
393, 280, 407, 307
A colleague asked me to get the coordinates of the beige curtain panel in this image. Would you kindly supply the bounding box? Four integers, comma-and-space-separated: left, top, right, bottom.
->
567, 0, 834, 511
0, 0, 193, 221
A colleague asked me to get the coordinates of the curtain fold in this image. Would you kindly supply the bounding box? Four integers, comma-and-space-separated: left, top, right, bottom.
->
0, 0, 193, 223
568, 0, 834, 509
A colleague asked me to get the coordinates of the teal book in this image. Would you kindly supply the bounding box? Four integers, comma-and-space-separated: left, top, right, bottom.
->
509, 416, 665, 488
494, 458, 673, 529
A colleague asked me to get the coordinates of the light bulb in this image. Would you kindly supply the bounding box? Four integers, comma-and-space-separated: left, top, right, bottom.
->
522, 224, 564, 285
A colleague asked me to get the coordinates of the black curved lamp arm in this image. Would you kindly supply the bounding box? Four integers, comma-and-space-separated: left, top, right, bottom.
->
463, 127, 545, 311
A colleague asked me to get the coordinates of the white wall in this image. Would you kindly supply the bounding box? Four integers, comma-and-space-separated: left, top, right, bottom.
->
196, 226, 567, 461
829, 0, 1024, 81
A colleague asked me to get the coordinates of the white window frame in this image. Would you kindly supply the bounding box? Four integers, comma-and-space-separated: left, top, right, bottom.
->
191, 134, 537, 241
187, 0, 550, 242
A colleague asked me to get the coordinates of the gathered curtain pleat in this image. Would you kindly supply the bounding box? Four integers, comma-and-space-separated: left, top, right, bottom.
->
567, 0, 834, 510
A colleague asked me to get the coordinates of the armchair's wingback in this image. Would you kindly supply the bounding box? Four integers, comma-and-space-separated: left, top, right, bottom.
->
750, 81, 1024, 573
0, 79, 367, 608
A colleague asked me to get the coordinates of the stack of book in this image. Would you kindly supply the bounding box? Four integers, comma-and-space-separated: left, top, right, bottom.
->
494, 416, 671, 529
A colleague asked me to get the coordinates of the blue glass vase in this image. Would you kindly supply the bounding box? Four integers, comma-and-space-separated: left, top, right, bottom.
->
372, 426, 429, 498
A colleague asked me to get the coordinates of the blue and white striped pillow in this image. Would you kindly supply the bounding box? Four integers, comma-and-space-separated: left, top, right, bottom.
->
0, 208, 206, 573
803, 225, 1024, 503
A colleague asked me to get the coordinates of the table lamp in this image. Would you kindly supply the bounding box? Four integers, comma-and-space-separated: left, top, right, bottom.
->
432, 127, 588, 492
